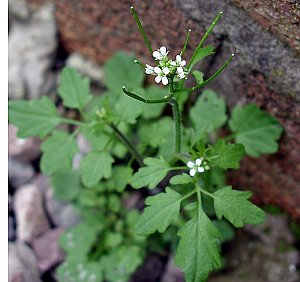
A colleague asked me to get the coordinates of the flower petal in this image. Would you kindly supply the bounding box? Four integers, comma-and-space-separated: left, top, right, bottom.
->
176, 55, 181, 62
162, 76, 169, 85
187, 161, 195, 168
198, 167, 205, 173
163, 67, 170, 75
170, 61, 177, 66
155, 76, 162, 84
189, 168, 197, 177
177, 66, 184, 73
195, 158, 202, 166
153, 51, 160, 59
180, 60, 186, 66
154, 66, 162, 74
160, 46, 167, 55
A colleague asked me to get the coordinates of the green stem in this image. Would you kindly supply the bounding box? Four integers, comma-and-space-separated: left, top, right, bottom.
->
109, 123, 144, 167
170, 166, 188, 171
196, 180, 215, 198
130, 6, 153, 56
187, 12, 223, 70
123, 86, 168, 104
180, 29, 191, 57
175, 53, 235, 93
181, 188, 197, 201
170, 97, 182, 154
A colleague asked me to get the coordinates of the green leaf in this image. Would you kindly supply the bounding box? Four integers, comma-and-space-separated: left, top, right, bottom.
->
58, 67, 92, 110
101, 246, 143, 282
40, 131, 78, 175
141, 86, 167, 119
136, 187, 183, 235
189, 45, 215, 70
57, 256, 103, 282
190, 89, 227, 133
213, 186, 265, 228
175, 209, 222, 282
59, 223, 99, 256
170, 174, 193, 185
104, 232, 123, 248
8, 97, 61, 138
130, 157, 170, 189
114, 90, 143, 124
104, 52, 144, 94
213, 219, 235, 243
208, 140, 245, 169
192, 70, 204, 84
106, 166, 133, 192
229, 104, 283, 157
50, 169, 80, 201
80, 151, 114, 188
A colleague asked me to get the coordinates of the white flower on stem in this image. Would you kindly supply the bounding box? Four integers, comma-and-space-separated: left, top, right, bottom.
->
153, 46, 169, 60
176, 66, 187, 80
187, 158, 205, 177
175, 55, 186, 67
154, 66, 169, 85
145, 64, 155, 74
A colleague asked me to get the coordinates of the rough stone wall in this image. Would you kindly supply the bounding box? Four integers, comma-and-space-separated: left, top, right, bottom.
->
27, 0, 300, 219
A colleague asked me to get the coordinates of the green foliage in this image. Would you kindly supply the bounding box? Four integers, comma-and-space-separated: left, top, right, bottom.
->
190, 89, 227, 133
8, 97, 61, 138
136, 187, 183, 234
8, 11, 284, 281
208, 140, 245, 169
175, 208, 222, 282
40, 131, 78, 175
130, 157, 170, 189
229, 104, 283, 157
213, 186, 266, 227
58, 67, 92, 110
80, 151, 114, 188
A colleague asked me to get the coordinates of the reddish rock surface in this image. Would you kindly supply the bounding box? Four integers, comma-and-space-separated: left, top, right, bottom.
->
27, 0, 300, 219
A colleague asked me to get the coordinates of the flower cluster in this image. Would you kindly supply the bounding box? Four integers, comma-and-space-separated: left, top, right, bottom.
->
187, 158, 210, 177
145, 46, 188, 85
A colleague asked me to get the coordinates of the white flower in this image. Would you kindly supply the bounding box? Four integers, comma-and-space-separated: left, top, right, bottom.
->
175, 55, 186, 67
153, 46, 169, 60
187, 158, 205, 177
145, 64, 155, 74
154, 66, 169, 85
176, 66, 187, 80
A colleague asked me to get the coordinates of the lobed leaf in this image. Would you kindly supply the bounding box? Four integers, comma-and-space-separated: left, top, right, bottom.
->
213, 186, 265, 227
80, 151, 114, 188
190, 89, 227, 133
130, 157, 170, 189
8, 97, 61, 138
58, 67, 92, 110
135, 187, 183, 235
175, 208, 222, 282
188, 45, 215, 71
40, 131, 78, 175
229, 104, 283, 157
208, 139, 245, 169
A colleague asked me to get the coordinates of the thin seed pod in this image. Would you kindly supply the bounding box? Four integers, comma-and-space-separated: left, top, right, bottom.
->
122, 86, 168, 104
130, 6, 153, 56
187, 12, 223, 70
175, 53, 235, 93
180, 29, 191, 57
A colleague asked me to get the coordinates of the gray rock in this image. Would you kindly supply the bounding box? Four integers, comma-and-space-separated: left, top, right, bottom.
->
8, 3, 57, 99
14, 184, 50, 243
9, 216, 16, 241
9, 124, 41, 162
174, 0, 300, 101
9, 0, 30, 20
45, 188, 82, 228
161, 257, 184, 282
8, 241, 41, 282
32, 228, 65, 272
66, 53, 104, 83
9, 158, 34, 188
